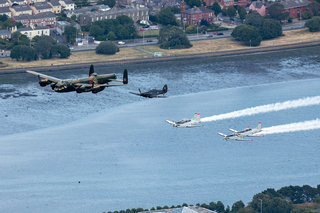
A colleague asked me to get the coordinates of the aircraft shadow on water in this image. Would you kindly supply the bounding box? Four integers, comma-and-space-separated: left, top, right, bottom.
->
27, 65, 128, 94
130, 84, 167, 98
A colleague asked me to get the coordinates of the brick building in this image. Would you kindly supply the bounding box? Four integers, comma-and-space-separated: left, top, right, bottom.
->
180, 0, 214, 25
279, 0, 311, 18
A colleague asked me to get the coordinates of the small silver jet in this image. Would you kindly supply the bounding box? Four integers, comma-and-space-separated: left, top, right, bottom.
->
228, 122, 263, 137
166, 113, 203, 128
217, 132, 253, 141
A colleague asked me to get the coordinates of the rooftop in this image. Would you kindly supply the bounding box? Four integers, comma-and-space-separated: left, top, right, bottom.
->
0, 6, 11, 12
33, 2, 53, 9
11, 5, 32, 11
279, 0, 311, 9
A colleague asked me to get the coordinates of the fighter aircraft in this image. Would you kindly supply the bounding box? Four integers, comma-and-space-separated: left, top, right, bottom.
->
166, 113, 204, 128
217, 132, 254, 141
228, 122, 263, 137
130, 84, 168, 98
26, 65, 128, 94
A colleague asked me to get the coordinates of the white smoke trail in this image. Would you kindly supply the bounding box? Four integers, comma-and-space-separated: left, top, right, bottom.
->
201, 96, 320, 122
259, 119, 320, 135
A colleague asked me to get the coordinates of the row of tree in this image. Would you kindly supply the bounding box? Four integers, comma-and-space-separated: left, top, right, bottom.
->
104, 184, 320, 213
231, 12, 282, 46
88, 15, 137, 41
10, 34, 70, 61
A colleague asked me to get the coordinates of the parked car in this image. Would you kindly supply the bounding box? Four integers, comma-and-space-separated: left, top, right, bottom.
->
118, 41, 125, 45
146, 40, 153, 42
207, 34, 213, 38
217, 32, 224, 36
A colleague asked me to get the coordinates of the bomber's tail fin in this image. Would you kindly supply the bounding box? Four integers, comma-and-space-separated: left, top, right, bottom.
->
123, 69, 128, 84
89, 64, 94, 76
163, 84, 168, 93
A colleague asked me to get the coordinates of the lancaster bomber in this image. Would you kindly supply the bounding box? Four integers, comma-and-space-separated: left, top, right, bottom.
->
130, 84, 168, 98
27, 65, 128, 94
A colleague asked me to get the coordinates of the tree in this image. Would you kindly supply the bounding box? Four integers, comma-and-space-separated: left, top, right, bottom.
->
10, 45, 37, 61
309, 2, 320, 16
158, 7, 178, 26
302, 11, 313, 20
231, 24, 262, 46
186, 0, 201, 7
96, 41, 119, 54
237, 6, 247, 20
305, 16, 320, 32
226, 6, 236, 18
57, 44, 71, 58
90, 25, 104, 40
212, 2, 222, 16
260, 19, 282, 39
107, 31, 116, 40
34, 36, 57, 59
97, 0, 115, 7
9, 32, 30, 49
245, 12, 263, 29
159, 26, 192, 49
267, 2, 288, 20
216, 201, 225, 213
231, 200, 245, 212
64, 26, 77, 44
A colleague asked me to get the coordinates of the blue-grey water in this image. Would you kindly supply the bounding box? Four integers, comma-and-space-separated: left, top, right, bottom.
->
0, 46, 320, 212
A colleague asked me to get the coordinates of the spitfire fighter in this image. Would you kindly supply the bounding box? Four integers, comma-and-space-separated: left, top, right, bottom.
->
166, 113, 203, 128
130, 84, 168, 98
27, 65, 128, 94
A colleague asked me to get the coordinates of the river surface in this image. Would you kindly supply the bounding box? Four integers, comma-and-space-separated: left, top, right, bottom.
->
0, 46, 320, 212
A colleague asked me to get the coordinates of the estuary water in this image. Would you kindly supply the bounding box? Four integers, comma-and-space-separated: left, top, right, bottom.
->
0, 46, 320, 212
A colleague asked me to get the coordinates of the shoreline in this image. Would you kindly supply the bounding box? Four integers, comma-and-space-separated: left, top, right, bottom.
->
1, 40, 320, 75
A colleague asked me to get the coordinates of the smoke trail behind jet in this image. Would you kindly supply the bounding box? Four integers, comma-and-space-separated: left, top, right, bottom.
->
201, 96, 320, 122
259, 119, 320, 135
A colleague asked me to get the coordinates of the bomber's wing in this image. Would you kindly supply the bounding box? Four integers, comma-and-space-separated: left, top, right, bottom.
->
26, 70, 62, 83
129, 92, 142, 96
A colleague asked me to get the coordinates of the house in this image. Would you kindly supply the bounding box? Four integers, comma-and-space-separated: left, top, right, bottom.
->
0, 6, 12, 16
10, 5, 32, 16
216, 0, 234, 8
0, 29, 11, 39
48, 0, 62, 13
181, 1, 214, 25
0, 0, 10, 7
10, 0, 28, 5
17, 25, 50, 39
279, 0, 311, 18
13, 11, 56, 26
64, 4, 110, 18
234, 0, 251, 8
79, 6, 149, 26
31, 2, 53, 14
249, 1, 266, 16
59, 0, 74, 11
56, 20, 80, 35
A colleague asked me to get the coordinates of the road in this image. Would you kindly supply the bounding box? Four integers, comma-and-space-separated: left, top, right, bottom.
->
71, 20, 306, 52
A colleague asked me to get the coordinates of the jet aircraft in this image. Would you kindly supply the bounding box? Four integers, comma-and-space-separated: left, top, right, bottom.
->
27, 65, 128, 94
166, 113, 203, 128
229, 122, 263, 137
130, 84, 168, 98
217, 132, 253, 141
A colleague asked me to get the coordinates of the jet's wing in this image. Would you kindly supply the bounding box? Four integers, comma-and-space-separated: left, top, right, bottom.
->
236, 138, 254, 141
166, 120, 176, 126
26, 70, 62, 83
229, 128, 239, 133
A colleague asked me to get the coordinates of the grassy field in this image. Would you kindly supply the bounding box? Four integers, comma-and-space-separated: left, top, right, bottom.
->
1, 28, 320, 69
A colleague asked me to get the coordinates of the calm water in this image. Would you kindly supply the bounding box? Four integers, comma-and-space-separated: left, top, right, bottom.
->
0, 46, 320, 212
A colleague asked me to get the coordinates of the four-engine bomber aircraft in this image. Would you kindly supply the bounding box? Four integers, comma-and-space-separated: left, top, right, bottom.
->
130, 84, 168, 98
26, 65, 128, 94
166, 113, 204, 128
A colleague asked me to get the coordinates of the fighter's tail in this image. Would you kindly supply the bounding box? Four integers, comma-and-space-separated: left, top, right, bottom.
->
257, 122, 262, 130
123, 69, 128, 84
89, 64, 94, 76
163, 84, 168, 93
